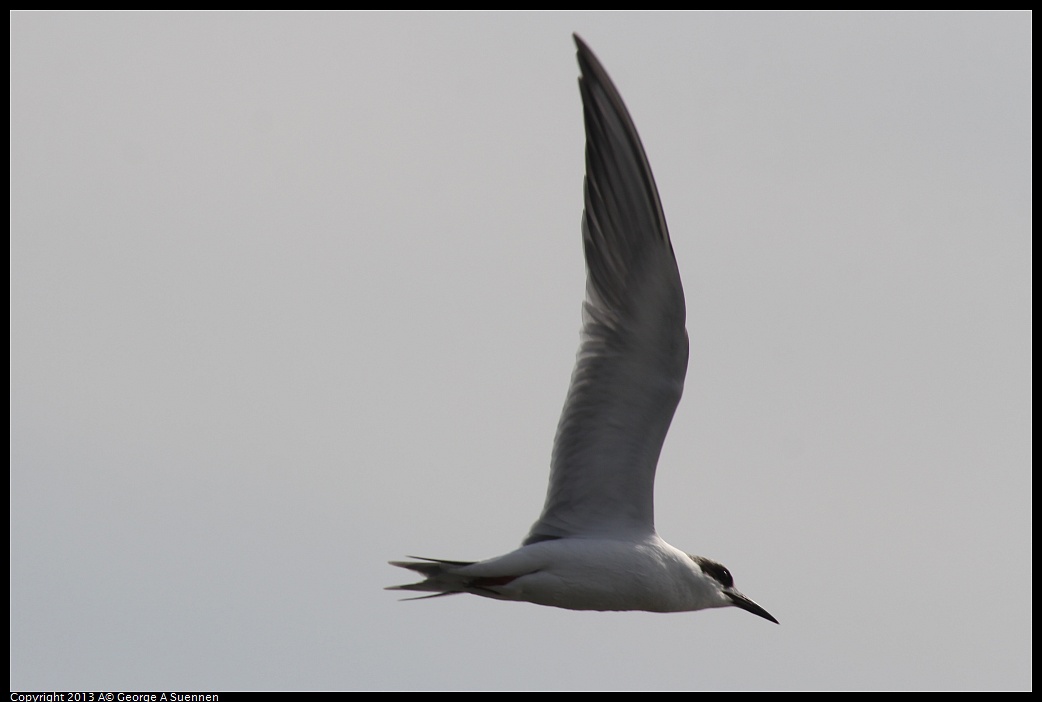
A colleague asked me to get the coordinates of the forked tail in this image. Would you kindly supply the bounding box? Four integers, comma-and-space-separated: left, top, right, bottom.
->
387, 557, 519, 600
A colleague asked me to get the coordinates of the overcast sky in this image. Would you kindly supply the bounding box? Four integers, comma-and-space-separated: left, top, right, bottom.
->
11, 11, 1031, 691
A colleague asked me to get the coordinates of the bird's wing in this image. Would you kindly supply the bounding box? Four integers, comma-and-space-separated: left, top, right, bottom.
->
524, 36, 689, 545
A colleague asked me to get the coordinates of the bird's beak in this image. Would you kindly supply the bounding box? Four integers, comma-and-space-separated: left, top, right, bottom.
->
726, 590, 779, 624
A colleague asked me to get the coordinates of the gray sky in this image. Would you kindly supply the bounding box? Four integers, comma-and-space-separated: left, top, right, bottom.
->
10, 11, 1031, 691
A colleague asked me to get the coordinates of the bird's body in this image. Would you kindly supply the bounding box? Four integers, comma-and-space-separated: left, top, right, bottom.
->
389, 35, 777, 624
393, 538, 735, 614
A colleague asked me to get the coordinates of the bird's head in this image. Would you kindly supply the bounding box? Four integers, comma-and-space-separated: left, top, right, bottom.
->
689, 554, 778, 624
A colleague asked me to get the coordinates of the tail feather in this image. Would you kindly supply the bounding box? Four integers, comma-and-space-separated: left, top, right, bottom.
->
386, 557, 478, 596
387, 556, 521, 599
394, 591, 463, 601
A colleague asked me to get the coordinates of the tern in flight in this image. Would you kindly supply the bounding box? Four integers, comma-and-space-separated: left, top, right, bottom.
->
389, 35, 777, 623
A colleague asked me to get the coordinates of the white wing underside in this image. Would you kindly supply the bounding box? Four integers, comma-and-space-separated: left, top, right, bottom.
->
524, 37, 689, 545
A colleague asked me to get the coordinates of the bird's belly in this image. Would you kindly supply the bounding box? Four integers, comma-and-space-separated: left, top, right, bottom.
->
495, 552, 691, 612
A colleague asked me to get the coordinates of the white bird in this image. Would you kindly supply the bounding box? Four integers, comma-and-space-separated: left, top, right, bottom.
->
389, 35, 777, 623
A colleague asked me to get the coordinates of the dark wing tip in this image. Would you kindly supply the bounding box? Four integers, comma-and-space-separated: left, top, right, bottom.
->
572, 33, 610, 91
571, 33, 672, 250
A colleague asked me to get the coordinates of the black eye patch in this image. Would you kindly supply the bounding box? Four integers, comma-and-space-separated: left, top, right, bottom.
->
690, 555, 734, 588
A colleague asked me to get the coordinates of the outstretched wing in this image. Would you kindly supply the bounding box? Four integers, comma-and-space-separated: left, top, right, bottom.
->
524, 36, 689, 544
